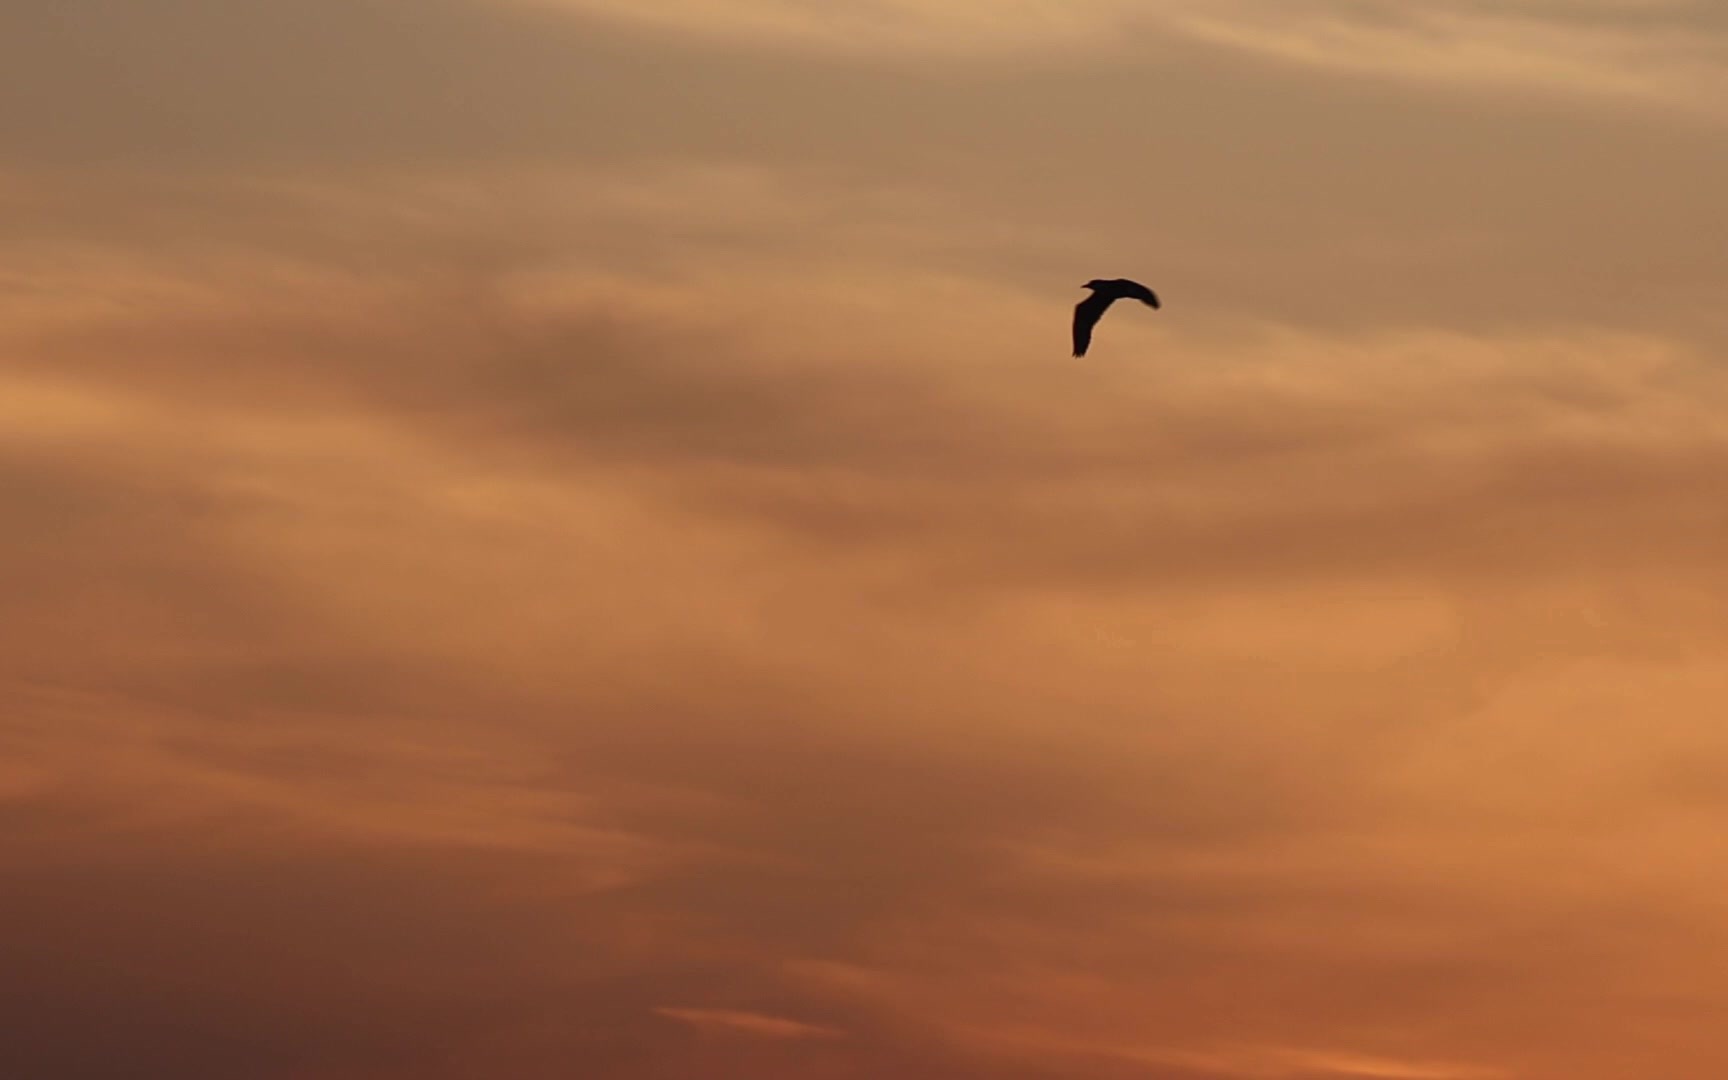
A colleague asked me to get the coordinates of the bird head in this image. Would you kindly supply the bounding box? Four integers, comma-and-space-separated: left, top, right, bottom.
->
1081, 279, 1107, 290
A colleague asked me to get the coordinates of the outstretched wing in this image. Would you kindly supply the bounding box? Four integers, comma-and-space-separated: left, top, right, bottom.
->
1121, 279, 1161, 309
1073, 293, 1114, 357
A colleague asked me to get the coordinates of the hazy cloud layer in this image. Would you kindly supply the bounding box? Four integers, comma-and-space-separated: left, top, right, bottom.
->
5, 3, 1728, 1079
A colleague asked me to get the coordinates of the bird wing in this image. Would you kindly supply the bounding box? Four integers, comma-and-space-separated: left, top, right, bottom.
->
1122, 280, 1161, 309
1073, 293, 1115, 357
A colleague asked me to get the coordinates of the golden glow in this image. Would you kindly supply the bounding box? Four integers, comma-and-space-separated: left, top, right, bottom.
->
4, 1, 1728, 1077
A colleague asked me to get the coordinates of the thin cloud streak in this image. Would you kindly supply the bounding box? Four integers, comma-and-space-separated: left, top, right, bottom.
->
654, 1007, 846, 1040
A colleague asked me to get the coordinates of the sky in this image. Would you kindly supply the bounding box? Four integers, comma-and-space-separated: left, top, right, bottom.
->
5, 1, 1728, 1077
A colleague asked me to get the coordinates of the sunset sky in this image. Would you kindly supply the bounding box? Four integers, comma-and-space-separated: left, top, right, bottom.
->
6, 2, 1728, 1078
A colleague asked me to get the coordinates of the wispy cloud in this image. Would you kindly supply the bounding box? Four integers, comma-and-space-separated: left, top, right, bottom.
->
1274, 1048, 1509, 1080
495, 0, 1149, 53
497, 0, 1728, 114
654, 1007, 845, 1040
944, 1024, 1509, 1080
1168, 4, 1728, 113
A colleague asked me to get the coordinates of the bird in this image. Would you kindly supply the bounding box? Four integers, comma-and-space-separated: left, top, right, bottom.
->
1073, 278, 1160, 357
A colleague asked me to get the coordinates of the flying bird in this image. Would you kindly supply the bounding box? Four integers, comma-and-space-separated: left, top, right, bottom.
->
1072, 278, 1160, 357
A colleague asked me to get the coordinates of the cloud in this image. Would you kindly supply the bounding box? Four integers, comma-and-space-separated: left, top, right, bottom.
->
493, 0, 1728, 116
1167, 4, 1728, 113
654, 1006, 846, 1040
1273, 1049, 1508, 1079
945, 1031, 1509, 1080
6, 55, 1728, 1079
7, 240, 1728, 1077
494, 0, 1151, 53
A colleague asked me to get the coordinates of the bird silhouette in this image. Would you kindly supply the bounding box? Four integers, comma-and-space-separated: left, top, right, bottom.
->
1073, 278, 1160, 357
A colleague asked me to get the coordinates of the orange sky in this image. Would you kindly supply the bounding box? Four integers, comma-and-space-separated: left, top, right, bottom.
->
5, 2, 1728, 1078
